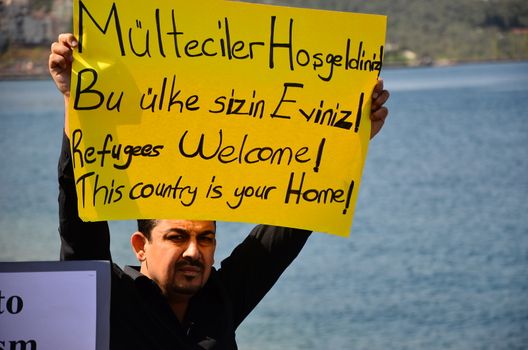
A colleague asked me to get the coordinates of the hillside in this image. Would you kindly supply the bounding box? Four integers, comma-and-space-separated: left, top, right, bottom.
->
257, 0, 528, 65
1, 0, 527, 78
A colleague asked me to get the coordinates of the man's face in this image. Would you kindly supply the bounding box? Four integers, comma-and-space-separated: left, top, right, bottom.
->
140, 220, 216, 298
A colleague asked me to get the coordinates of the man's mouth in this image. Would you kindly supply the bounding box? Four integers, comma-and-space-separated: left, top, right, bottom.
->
176, 261, 203, 277
180, 266, 201, 273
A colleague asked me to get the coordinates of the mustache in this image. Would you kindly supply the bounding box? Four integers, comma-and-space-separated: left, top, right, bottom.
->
174, 259, 204, 270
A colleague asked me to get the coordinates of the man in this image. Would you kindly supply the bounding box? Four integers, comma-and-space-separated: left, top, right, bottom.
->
50, 33, 389, 349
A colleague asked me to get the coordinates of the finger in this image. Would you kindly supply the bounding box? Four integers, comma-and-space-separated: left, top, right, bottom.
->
50, 41, 73, 59
371, 106, 388, 122
370, 119, 385, 139
58, 33, 78, 49
370, 107, 388, 139
372, 79, 384, 100
48, 51, 70, 72
49, 53, 65, 71
371, 90, 390, 111
53, 34, 77, 64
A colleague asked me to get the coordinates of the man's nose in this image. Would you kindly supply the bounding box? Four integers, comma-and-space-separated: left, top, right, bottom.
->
182, 239, 201, 260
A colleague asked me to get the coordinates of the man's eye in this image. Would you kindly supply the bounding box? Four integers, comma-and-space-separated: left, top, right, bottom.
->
198, 235, 215, 245
169, 235, 186, 242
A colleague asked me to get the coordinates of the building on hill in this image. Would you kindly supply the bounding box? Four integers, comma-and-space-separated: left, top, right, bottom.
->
1, 0, 71, 47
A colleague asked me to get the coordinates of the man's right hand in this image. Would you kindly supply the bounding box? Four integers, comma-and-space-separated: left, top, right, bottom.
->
49, 33, 76, 134
49, 33, 77, 98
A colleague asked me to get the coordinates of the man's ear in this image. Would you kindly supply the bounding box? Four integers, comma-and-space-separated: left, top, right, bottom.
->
131, 232, 148, 262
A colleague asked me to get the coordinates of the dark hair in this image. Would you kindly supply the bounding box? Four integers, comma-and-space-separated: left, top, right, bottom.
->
137, 219, 217, 241
137, 219, 159, 241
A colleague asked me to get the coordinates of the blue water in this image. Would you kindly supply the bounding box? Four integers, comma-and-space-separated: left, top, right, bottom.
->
1, 62, 527, 349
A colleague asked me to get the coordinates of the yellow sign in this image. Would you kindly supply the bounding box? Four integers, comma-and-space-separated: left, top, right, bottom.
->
69, 0, 386, 236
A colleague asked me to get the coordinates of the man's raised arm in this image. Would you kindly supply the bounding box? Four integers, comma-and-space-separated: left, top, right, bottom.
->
51, 34, 112, 261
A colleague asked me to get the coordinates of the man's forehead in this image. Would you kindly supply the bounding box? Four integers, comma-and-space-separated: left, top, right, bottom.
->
154, 219, 216, 233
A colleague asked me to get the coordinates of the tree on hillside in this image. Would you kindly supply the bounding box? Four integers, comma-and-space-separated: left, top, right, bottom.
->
29, 0, 53, 12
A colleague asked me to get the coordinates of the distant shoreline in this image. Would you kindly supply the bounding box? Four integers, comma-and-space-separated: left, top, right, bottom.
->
1, 59, 526, 82
0, 73, 50, 82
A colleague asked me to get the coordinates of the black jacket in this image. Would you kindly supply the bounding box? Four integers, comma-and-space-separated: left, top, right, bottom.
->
58, 133, 311, 349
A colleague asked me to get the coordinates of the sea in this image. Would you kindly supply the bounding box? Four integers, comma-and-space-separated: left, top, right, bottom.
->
1, 62, 527, 349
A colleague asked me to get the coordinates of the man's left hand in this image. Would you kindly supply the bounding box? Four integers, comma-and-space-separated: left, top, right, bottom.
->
370, 79, 390, 139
